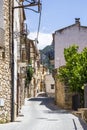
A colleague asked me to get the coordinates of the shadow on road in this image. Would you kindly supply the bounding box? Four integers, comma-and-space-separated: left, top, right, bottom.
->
28, 97, 69, 114
28, 97, 87, 129
72, 118, 87, 130
78, 118, 87, 130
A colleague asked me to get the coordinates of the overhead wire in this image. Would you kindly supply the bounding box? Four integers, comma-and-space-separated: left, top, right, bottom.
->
36, 10, 41, 43
16, 0, 42, 44
16, 0, 42, 43
24, 0, 42, 44
24, 0, 31, 3
16, 0, 22, 5
24, 7, 39, 13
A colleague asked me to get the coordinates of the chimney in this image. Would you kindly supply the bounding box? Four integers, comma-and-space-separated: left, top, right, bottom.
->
75, 18, 80, 25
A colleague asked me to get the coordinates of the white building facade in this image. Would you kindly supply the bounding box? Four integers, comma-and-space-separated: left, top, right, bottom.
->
14, 0, 20, 115
45, 74, 55, 97
53, 18, 87, 68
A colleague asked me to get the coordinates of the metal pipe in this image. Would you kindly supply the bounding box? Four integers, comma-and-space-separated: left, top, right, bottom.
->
13, 3, 39, 9
9, 0, 12, 121
11, 2, 15, 122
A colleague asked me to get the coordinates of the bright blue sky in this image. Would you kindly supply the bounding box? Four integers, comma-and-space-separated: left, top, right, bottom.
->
25, 0, 87, 49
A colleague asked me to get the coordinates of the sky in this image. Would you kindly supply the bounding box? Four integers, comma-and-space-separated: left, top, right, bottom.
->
25, 0, 87, 49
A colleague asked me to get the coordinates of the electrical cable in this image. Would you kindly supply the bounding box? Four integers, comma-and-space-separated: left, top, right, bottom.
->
16, 0, 41, 43
36, 10, 41, 43
16, 0, 42, 44
24, 0, 31, 3
24, 7, 42, 43
25, 7, 39, 13
24, 1, 42, 43
16, 0, 21, 5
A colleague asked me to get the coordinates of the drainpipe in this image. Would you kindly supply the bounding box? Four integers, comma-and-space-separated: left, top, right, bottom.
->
11, 0, 15, 122
9, 0, 15, 122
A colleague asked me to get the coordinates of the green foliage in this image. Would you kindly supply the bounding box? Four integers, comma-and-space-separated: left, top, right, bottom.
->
58, 45, 87, 93
25, 65, 34, 87
64, 45, 79, 62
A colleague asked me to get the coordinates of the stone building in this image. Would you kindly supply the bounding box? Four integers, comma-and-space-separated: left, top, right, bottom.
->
53, 18, 87, 109
0, 0, 12, 122
26, 39, 41, 97
0, 0, 42, 122
37, 64, 48, 93
55, 76, 73, 109
24, 39, 48, 97
0, 0, 27, 122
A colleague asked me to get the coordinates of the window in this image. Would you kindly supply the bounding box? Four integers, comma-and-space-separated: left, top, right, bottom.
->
51, 84, 54, 89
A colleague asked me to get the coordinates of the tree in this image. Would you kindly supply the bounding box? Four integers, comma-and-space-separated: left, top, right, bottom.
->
25, 65, 34, 87
58, 45, 87, 94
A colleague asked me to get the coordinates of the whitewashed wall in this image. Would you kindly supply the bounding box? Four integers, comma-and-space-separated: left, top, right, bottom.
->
45, 74, 55, 97
14, 0, 20, 104
54, 23, 87, 68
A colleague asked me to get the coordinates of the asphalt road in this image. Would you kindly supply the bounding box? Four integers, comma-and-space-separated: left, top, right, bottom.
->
0, 97, 87, 130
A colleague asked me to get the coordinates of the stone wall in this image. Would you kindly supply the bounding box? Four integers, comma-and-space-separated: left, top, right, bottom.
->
0, 0, 12, 123
55, 78, 72, 109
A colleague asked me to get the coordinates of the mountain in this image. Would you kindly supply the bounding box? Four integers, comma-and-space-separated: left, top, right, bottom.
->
40, 44, 54, 72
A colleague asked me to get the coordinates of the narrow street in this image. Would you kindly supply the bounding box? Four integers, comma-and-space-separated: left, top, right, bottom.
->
0, 97, 87, 130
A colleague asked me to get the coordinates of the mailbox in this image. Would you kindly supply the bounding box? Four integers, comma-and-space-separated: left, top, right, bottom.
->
0, 98, 4, 107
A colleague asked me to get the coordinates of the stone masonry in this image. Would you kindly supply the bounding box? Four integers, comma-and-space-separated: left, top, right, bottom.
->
55, 77, 72, 110
0, 0, 12, 122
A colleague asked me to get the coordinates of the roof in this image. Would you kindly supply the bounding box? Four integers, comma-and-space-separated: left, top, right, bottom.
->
54, 19, 87, 34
